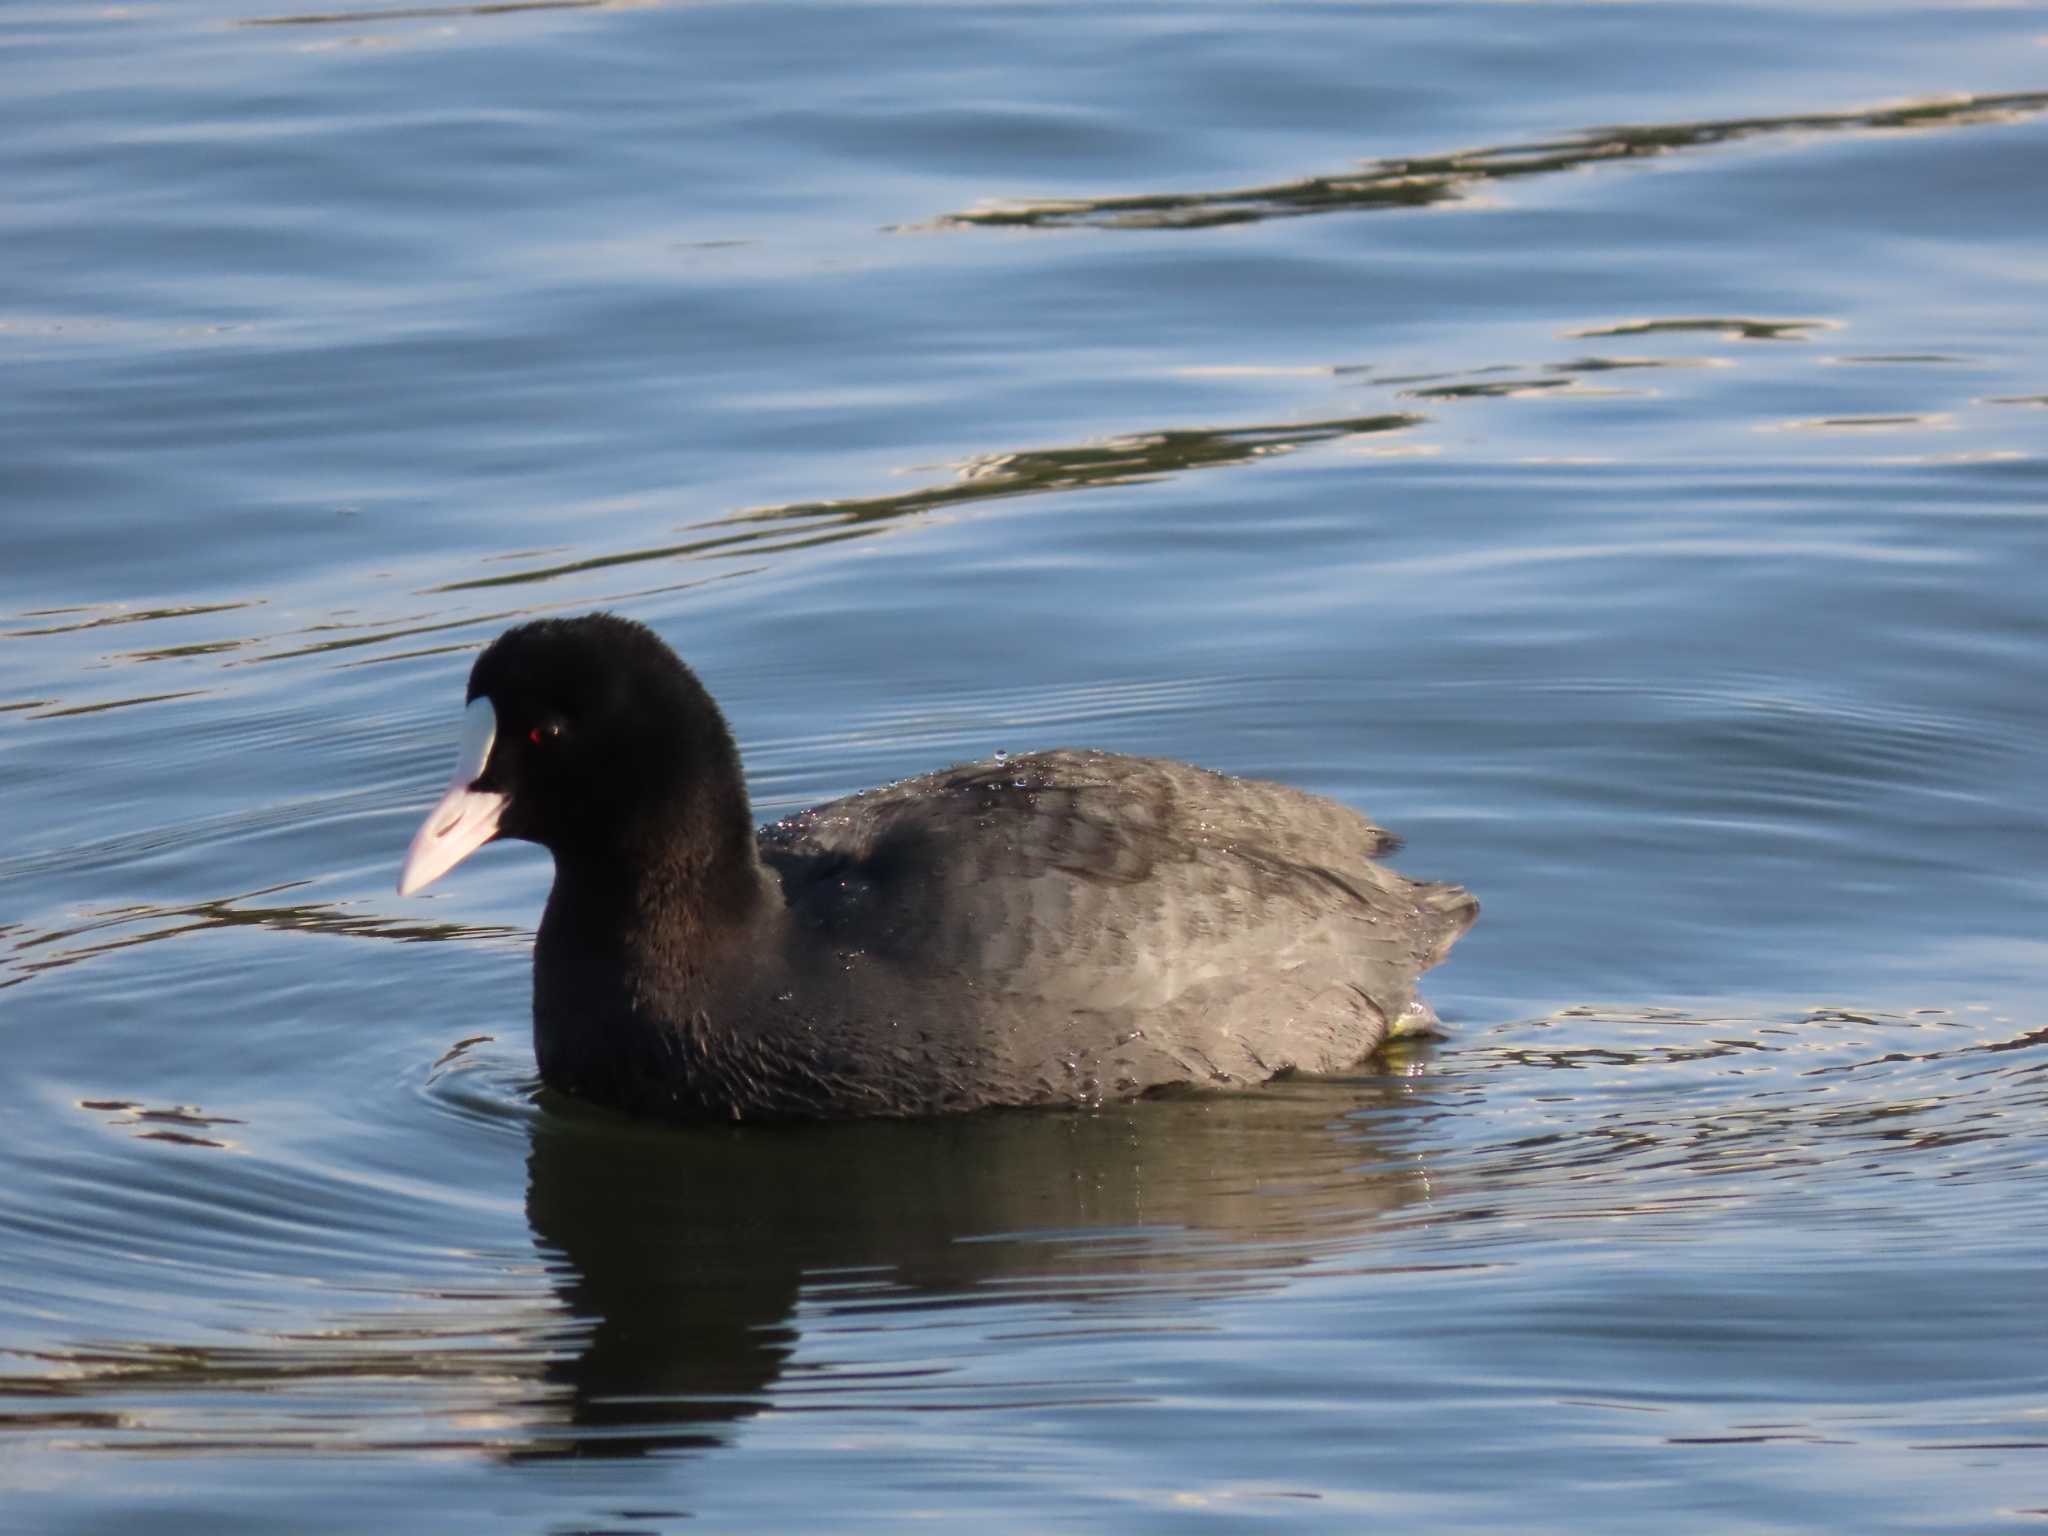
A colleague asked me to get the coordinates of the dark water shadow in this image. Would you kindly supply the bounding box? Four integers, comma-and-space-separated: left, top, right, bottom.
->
516, 1069, 1439, 1458
938, 92, 2048, 231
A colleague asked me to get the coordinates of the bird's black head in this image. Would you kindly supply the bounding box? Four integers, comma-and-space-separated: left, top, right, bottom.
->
398, 613, 754, 898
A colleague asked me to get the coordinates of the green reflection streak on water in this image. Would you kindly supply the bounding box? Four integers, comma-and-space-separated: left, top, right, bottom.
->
941, 92, 2048, 232
236, 0, 607, 27
3, 881, 521, 991
437, 410, 1426, 593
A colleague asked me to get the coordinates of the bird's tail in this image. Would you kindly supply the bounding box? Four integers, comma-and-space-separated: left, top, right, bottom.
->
1413, 881, 1479, 968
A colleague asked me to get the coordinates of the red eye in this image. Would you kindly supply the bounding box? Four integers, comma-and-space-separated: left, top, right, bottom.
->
528, 721, 563, 746
529, 727, 544, 745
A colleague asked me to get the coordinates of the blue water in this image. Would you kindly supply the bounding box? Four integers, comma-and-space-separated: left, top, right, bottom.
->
5, 1, 2048, 1529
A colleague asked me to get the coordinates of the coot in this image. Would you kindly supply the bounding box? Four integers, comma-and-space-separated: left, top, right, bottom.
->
398, 614, 1475, 1120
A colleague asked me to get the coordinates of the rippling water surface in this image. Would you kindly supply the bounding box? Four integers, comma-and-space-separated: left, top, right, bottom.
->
5, 0, 2048, 1529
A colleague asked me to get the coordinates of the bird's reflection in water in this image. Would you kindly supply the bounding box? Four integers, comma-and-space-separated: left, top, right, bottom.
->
521, 1054, 1443, 1459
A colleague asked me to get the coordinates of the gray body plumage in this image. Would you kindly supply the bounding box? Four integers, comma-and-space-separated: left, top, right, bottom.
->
535, 748, 1475, 1120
